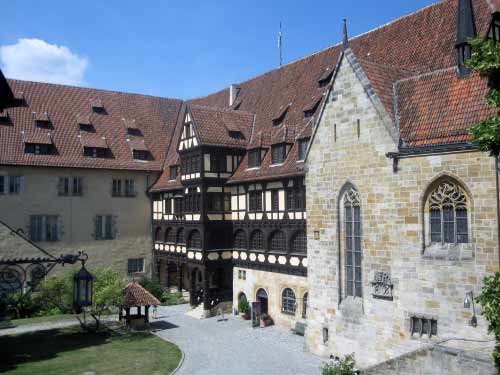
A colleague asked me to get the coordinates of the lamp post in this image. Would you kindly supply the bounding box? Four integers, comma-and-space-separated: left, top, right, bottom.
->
73, 253, 93, 311
464, 291, 478, 327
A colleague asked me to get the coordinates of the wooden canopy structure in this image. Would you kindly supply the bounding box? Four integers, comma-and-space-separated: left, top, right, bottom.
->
120, 281, 160, 328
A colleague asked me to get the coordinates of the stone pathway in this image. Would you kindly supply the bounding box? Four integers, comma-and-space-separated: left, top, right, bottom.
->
152, 304, 325, 375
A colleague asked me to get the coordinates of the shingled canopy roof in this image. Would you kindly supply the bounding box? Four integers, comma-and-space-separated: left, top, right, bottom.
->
123, 282, 160, 308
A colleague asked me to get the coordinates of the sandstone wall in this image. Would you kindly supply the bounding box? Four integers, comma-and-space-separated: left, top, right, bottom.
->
0, 166, 156, 278
305, 50, 499, 367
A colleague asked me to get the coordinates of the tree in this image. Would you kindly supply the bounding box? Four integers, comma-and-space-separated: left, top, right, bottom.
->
466, 37, 500, 154
78, 268, 125, 331
466, 36, 500, 372
476, 273, 500, 370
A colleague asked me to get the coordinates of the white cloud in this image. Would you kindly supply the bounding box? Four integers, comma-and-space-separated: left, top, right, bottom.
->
0, 38, 88, 86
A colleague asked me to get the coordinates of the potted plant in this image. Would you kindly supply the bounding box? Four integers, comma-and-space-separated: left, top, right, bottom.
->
260, 313, 273, 327
238, 299, 250, 320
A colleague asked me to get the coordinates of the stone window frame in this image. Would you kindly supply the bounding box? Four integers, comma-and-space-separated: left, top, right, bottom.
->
421, 175, 474, 257
281, 287, 297, 315
337, 182, 364, 305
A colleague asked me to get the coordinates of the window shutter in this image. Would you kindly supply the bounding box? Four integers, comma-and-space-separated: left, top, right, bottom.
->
57, 177, 64, 195
29, 216, 37, 241
95, 215, 102, 240
0, 176, 4, 194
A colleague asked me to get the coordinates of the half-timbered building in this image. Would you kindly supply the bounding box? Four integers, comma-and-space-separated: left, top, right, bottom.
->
1, 0, 500, 368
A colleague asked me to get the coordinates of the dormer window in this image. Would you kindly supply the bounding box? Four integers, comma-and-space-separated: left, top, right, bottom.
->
271, 144, 286, 165
33, 112, 52, 129
298, 138, 309, 161
0, 110, 10, 125
272, 105, 290, 127
122, 118, 142, 136
248, 149, 262, 168
133, 150, 151, 161
80, 134, 110, 158
22, 132, 54, 155
229, 130, 244, 140
169, 166, 178, 180
91, 99, 105, 114
77, 115, 94, 132
303, 97, 321, 118
318, 67, 333, 87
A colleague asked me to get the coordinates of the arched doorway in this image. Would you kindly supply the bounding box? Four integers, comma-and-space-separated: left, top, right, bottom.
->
256, 288, 268, 314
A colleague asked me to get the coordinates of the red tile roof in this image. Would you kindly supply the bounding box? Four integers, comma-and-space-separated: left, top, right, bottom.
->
123, 282, 160, 308
396, 68, 496, 147
79, 133, 108, 149
22, 131, 53, 145
1, 80, 182, 171
189, 105, 254, 148
2, 0, 497, 190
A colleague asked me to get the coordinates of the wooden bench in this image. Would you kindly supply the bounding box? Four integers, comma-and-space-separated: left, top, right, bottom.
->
291, 322, 306, 336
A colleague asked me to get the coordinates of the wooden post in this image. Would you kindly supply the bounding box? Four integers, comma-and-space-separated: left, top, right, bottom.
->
137, 306, 141, 316
145, 305, 150, 323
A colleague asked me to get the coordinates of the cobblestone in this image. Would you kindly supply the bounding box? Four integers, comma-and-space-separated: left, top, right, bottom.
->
153, 304, 324, 375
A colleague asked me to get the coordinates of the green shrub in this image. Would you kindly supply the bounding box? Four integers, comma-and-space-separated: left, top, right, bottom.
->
32, 272, 73, 315
161, 291, 184, 305
6, 293, 38, 319
476, 272, 500, 371
321, 354, 357, 375
138, 277, 164, 300
238, 299, 249, 315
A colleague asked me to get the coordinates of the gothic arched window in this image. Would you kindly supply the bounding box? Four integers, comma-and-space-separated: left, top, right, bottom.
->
344, 187, 362, 298
250, 230, 264, 251
428, 181, 468, 244
269, 230, 286, 253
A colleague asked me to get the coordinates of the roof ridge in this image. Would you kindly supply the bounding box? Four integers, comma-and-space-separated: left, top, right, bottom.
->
189, 103, 255, 116
395, 66, 458, 85
189, 0, 449, 101
356, 57, 419, 75
6, 78, 183, 102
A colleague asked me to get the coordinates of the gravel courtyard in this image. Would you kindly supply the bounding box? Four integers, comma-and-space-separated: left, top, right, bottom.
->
152, 304, 325, 375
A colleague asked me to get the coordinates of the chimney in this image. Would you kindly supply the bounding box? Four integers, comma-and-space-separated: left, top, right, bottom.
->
229, 84, 240, 107
456, 0, 476, 77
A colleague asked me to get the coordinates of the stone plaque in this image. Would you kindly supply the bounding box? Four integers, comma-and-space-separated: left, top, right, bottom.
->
371, 271, 393, 300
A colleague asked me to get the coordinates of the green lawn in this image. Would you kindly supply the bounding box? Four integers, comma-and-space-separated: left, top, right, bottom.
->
0, 327, 182, 375
0, 314, 76, 329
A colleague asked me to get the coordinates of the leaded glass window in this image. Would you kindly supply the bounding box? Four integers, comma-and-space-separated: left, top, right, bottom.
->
188, 230, 201, 249
176, 228, 185, 244
250, 230, 264, 251
291, 231, 307, 254
428, 181, 468, 244
234, 230, 247, 250
282, 288, 296, 314
269, 231, 285, 253
344, 187, 362, 298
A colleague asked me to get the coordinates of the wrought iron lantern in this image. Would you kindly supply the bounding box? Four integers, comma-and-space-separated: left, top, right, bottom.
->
73, 262, 93, 309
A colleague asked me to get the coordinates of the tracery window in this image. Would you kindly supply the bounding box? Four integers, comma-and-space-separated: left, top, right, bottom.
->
282, 288, 296, 314
428, 181, 468, 244
269, 230, 286, 253
344, 187, 362, 298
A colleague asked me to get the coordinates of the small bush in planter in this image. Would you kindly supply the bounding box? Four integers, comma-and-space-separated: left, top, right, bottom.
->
321, 354, 358, 375
260, 313, 273, 327
238, 300, 250, 318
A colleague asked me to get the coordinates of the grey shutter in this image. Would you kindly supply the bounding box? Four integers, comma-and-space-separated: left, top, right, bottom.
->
95, 215, 103, 240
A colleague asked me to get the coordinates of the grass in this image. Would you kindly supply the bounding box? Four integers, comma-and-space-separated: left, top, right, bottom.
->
0, 326, 182, 375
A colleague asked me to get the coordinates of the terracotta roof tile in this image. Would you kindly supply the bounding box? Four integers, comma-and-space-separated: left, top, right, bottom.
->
22, 131, 53, 145
79, 133, 108, 149
123, 282, 160, 308
1, 80, 182, 171
396, 68, 496, 147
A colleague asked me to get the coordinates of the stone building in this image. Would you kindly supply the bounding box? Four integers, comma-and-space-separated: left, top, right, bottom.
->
0, 76, 183, 277
1, 0, 499, 368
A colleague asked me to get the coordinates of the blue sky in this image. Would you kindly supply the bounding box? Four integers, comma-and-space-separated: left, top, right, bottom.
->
1, 0, 436, 99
